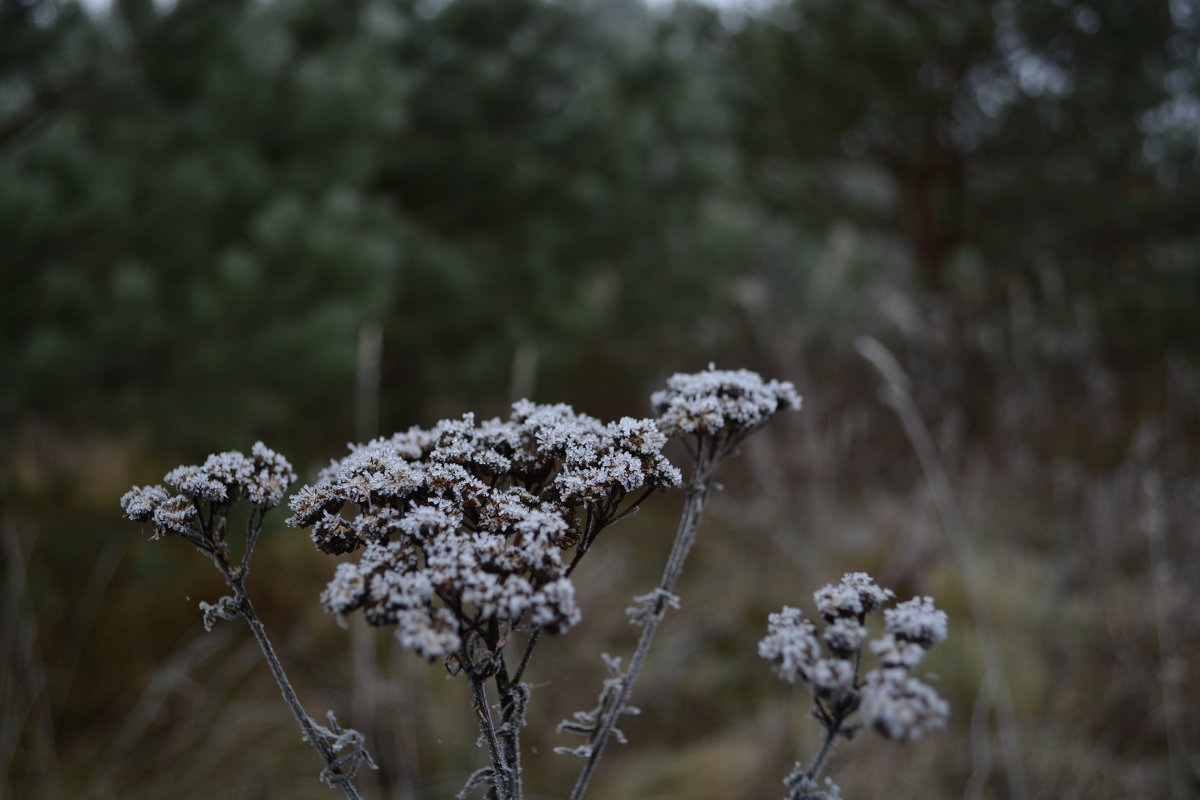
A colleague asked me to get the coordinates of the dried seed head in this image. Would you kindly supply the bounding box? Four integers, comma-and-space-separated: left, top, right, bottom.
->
885, 596, 949, 648
651, 366, 800, 437
860, 670, 949, 742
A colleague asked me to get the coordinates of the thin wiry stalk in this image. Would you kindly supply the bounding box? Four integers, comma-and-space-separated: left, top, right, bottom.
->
239, 595, 366, 800
784, 617, 867, 800
211, 515, 367, 800
470, 676, 515, 800
494, 664, 527, 800
568, 441, 721, 800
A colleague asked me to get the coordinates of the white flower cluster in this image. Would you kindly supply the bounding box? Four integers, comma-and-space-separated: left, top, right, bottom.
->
288, 401, 681, 662
760, 573, 949, 743
651, 366, 801, 437
813, 571, 895, 621
859, 669, 950, 743
120, 442, 297, 537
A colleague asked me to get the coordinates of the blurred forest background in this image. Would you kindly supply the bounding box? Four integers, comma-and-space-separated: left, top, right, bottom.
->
2, 0, 1199, 797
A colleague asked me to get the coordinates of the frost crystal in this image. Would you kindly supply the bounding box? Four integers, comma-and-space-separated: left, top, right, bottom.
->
651, 366, 800, 437
288, 400, 679, 664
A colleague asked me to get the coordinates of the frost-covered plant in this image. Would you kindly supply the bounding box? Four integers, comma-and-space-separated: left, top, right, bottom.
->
119, 367, 801, 800
760, 573, 950, 800
561, 367, 800, 799
119, 444, 373, 799
286, 402, 680, 799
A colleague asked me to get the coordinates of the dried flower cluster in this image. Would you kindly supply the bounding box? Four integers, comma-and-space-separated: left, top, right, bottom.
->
120, 442, 296, 543
286, 402, 680, 664
761, 573, 950, 799
119, 368, 958, 800
120, 445, 370, 799
651, 366, 801, 438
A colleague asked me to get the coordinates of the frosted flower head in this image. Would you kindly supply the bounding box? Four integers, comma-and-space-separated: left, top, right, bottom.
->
310, 511, 359, 555
120, 485, 170, 521
290, 397, 682, 665
530, 577, 581, 633
811, 658, 856, 703
871, 634, 927, 669
244, 442, 297, 508
814, 572, 894, 622
860, 670, 949, 742
165, 464, 230, 502
885, 596, 948, 648
122, 444, 294, 550
152, 494, 198, 536
157, 444, 295, 508
824, 619, 868, 658
651, 366, 801, 437
758, 606, 821, 683
762, 571, 950, 757
397, 606, 462, 661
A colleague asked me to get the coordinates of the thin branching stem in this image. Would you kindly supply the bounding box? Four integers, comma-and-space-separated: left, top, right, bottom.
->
211, 522, 366, 800
569, 441, 722, 800
512, 628, 541, 685
470, 675, 515, 800
238, 595, 365, 800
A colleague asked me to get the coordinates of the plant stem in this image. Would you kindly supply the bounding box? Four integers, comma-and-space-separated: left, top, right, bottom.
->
569, 443, 719, 800
238, 592, 365, 800
494, 662, 525, 800
471, 676, 515, 800
211, 525, 366, 800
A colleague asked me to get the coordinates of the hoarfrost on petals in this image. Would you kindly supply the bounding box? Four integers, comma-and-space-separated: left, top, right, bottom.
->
165, 465, 228, 502
531, 577, 581, 633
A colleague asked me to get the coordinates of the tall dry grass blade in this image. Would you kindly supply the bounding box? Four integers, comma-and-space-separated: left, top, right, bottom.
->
856, 335, 1030, 800
0, 518, 58, 798
1140, 473, 1190, 800
91, 624, 238, 791
54, 538, 127, 727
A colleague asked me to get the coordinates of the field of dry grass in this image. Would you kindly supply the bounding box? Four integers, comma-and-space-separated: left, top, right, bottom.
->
5, 343, 1196, 800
